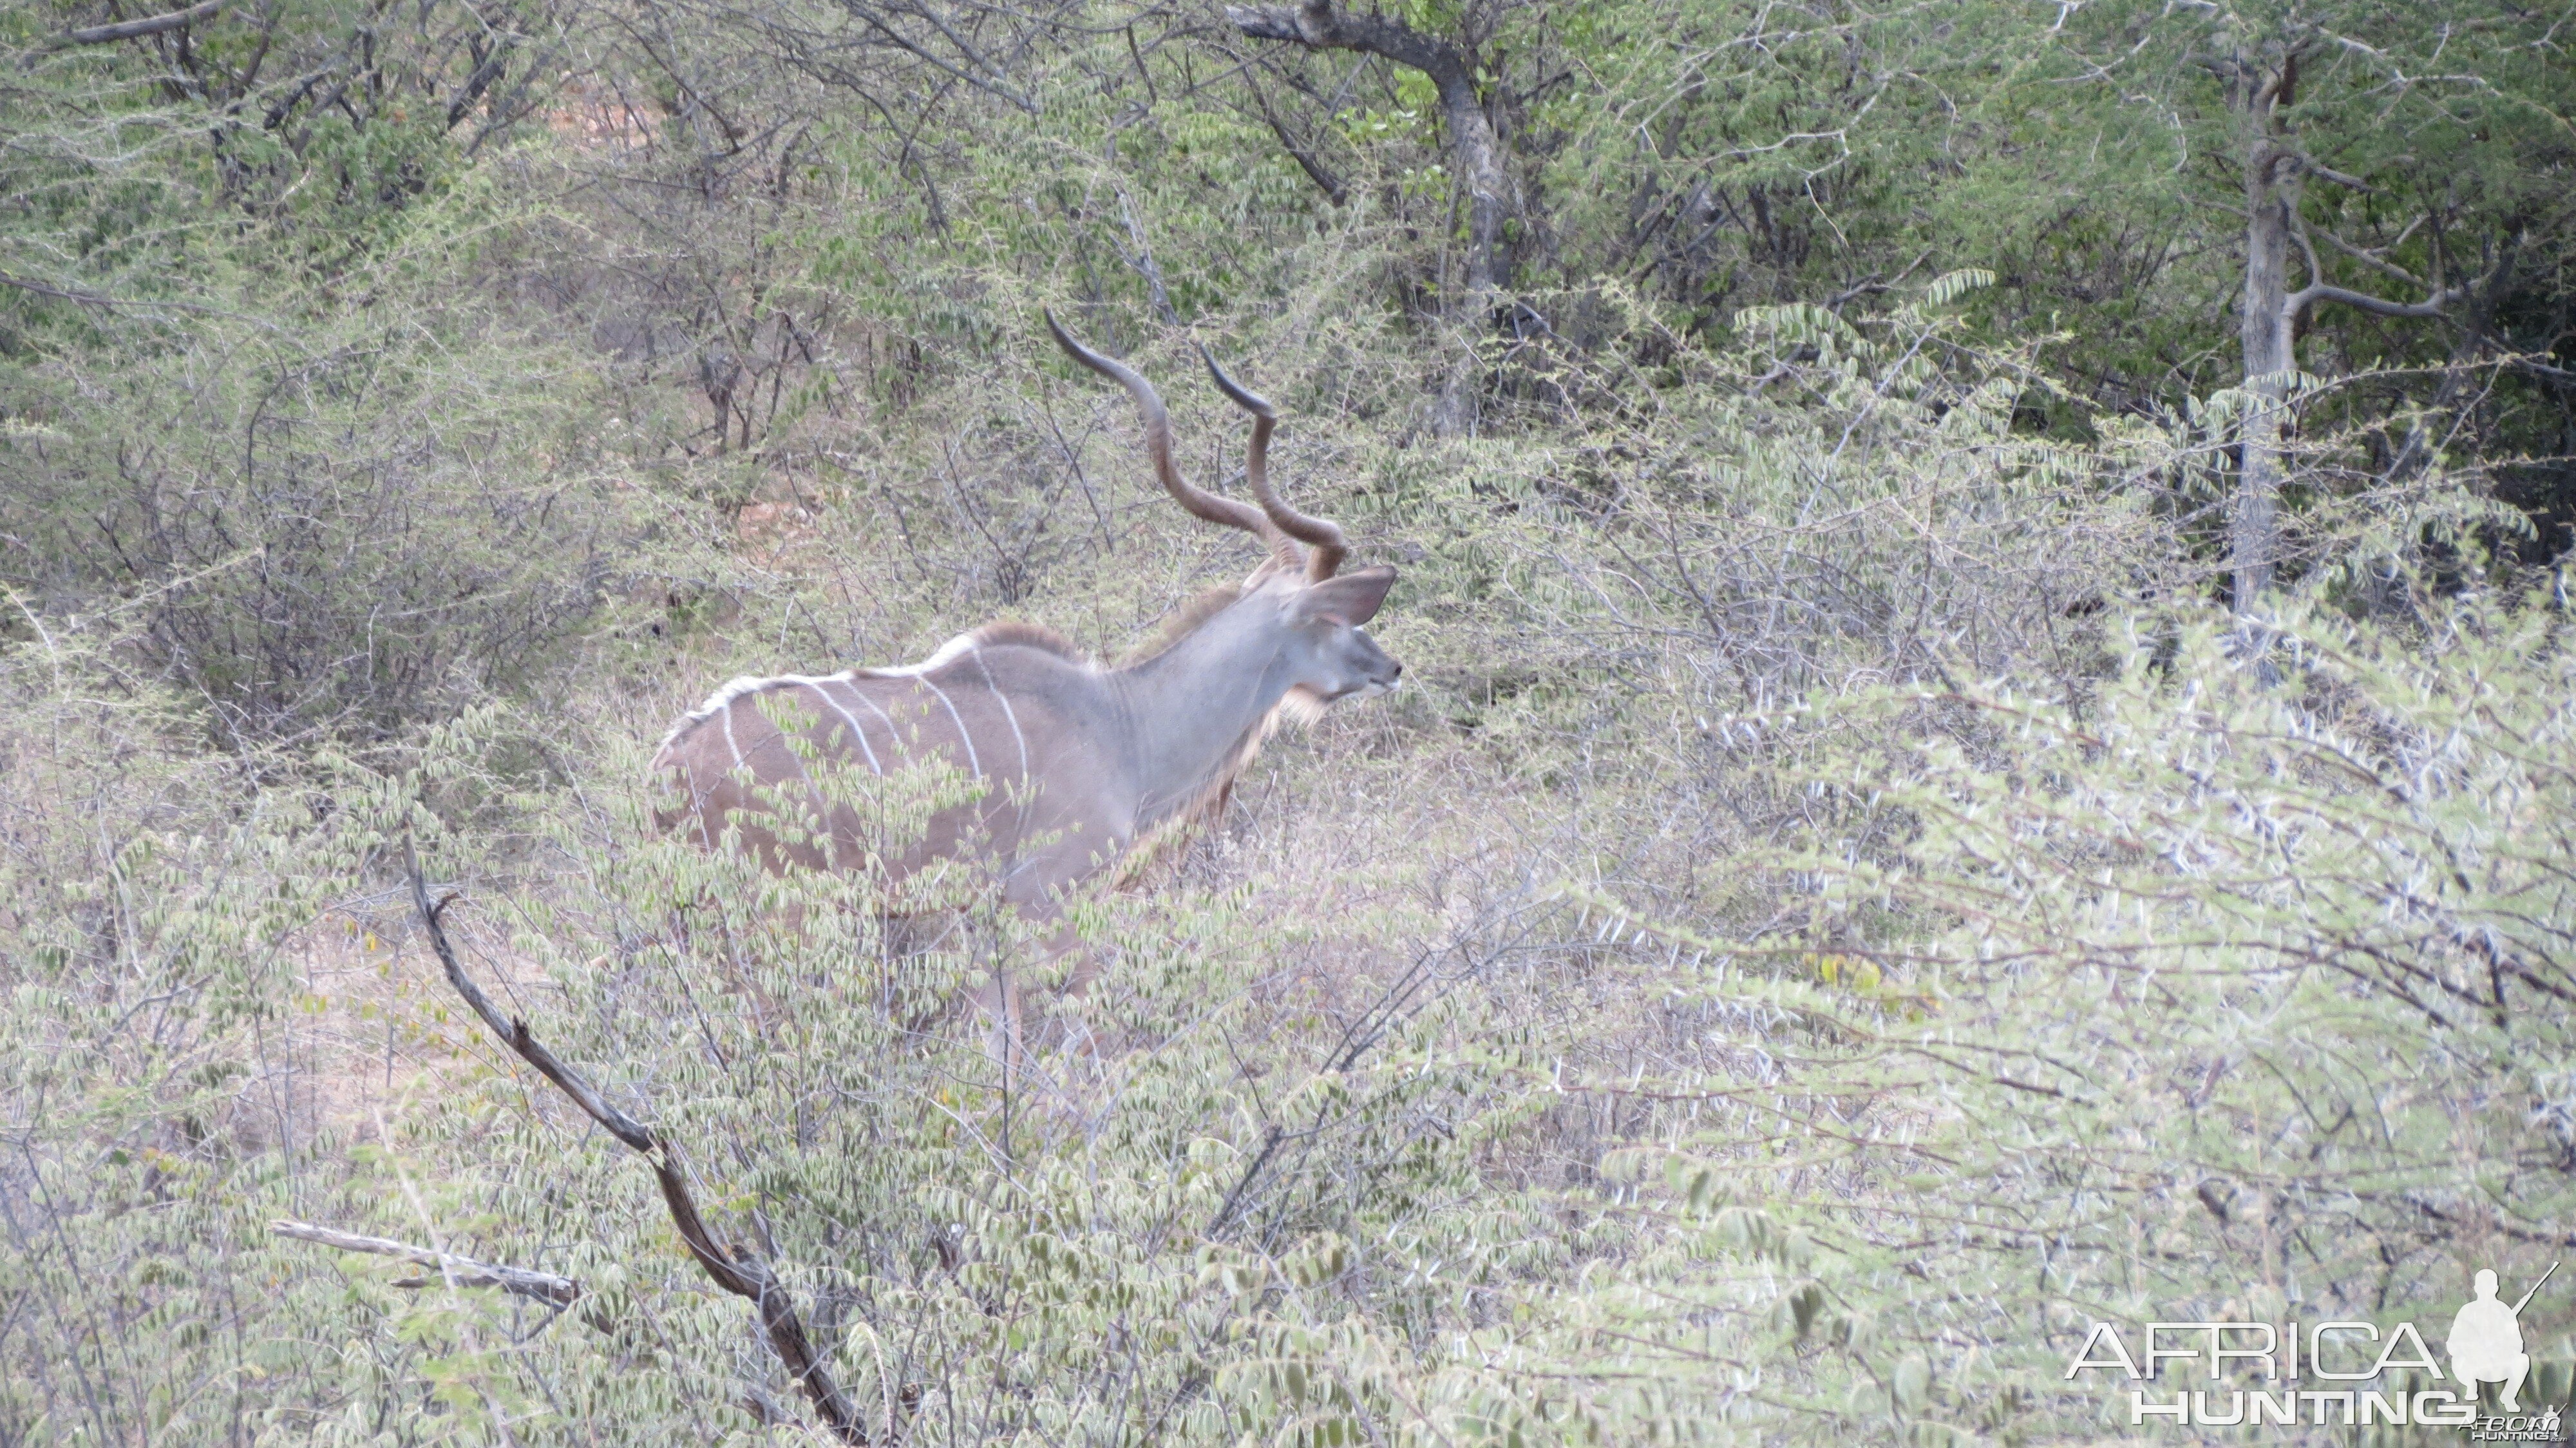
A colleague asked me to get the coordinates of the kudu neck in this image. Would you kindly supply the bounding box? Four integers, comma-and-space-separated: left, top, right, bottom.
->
1112, 602, 1298, 821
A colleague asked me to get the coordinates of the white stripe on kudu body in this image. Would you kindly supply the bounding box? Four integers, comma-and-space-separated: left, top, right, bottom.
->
833, 677, 900, 776
652, 318, 1404, 922
969, 647, 1032, 781
783, 675, 884, 777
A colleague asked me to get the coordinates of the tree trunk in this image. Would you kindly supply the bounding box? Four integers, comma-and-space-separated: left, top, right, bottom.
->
2233, 64, 2300, 609
1432, 61, 1510, 437
2221, 42, 2496, 609
1227, 0, 1518, 435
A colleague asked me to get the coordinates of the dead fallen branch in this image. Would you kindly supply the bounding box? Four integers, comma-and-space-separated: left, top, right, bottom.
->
43, 0, 227, 48
405, 839, 867, 1444
270, 1219, 582, 1306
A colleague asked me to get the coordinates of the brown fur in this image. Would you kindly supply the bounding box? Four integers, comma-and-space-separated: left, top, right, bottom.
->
652, 582, 1348, 906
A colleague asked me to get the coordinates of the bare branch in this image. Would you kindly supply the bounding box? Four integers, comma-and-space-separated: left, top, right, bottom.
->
405, 840, 868, 1444
1243, 70, 1347, 205
0, 271, 278, 327
2309, 217, 2432, 291
2290, 215, 2325, 295
2295, 282, 2456, 320
1115, 186, 1179, 327
43, 0, 225, 48
1225, 0, 1459, 81
0, 273, 115, 308
826, 0, 1037, 114
271, 1220, 582, 1307
408, 846, 655, 1152
2501, 354, 2576, 383
2291, 153, 2372, 191
2286, 216, 2463, 323
443, 43, 511, 131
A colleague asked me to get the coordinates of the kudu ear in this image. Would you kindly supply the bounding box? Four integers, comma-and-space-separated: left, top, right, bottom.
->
1289, 565, 1396, 626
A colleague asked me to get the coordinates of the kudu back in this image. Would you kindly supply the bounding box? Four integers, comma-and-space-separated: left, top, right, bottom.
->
652, 318, 1401, 935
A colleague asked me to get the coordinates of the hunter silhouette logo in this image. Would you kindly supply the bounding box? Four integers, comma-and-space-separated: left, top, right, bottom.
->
2062, 1261, 2564, 1432
2450, 1263, 2555, 1412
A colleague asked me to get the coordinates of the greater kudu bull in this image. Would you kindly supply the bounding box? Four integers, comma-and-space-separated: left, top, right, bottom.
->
652, 318, 1401, 1043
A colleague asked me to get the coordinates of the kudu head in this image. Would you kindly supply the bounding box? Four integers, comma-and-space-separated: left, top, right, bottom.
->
1046, 314, 1401, 708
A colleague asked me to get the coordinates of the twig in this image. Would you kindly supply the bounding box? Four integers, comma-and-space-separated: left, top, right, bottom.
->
270, 1220, 581, 1306
41, 0, 225, 48
405, 840, 868, 1443
1114, 185, 1180, 327
0, 271, 278, 327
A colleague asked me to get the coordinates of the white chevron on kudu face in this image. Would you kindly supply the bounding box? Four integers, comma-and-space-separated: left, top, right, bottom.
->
651, 316, 1403, 919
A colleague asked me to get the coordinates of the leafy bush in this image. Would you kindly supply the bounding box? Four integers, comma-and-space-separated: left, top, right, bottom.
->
0, 622, 340, 1439
3, 310, 645, 741
1547, 596, 2576, 1440
0, 3, 647, 743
